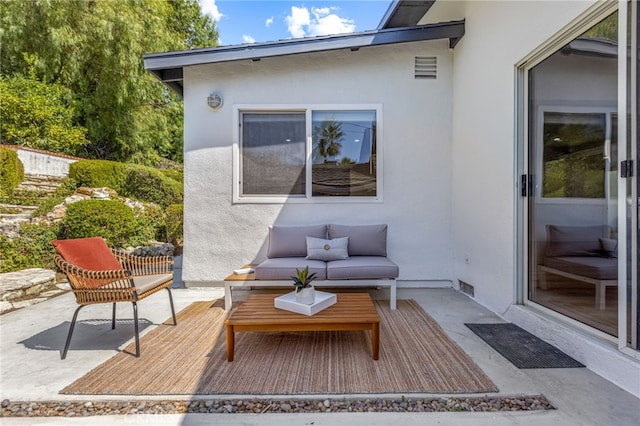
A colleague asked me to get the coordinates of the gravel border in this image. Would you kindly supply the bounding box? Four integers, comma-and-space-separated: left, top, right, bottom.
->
1, 395, 554, 417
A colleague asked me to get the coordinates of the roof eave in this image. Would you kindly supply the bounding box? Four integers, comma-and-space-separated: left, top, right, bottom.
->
144, 20, 464, 96
378, 0, 436, 29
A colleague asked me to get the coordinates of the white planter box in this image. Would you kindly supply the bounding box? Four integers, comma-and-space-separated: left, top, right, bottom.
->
274, 291, 337, 316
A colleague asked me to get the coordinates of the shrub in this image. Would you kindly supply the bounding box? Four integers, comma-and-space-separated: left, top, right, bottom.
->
160, 169, 183, 183
0, 147, 24, 196
129, 204, 166, 246
124, 164, 183, 207
63, 200, 135, 247
69, 160, 126, 192
0, 222, 61, 272
165, 204, 183, 246
69, 159, 183, 207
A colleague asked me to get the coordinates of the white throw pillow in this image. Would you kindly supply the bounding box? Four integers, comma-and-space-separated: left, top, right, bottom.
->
305, 236, 349, 261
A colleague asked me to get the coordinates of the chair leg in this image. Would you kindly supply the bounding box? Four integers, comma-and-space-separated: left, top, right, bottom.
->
132, 302, 140, 357
62, 305, 84, 360
112, 303, 116, 329
166, 287, 177, 325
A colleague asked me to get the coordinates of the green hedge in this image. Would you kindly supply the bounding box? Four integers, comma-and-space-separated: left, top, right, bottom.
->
69, 159, 182, 207
0, 147, 24, 196
124, 164, 182, 207
63, 199, 136, 247
69, 159, 126, 192
165, 204, 183, 246
160, 169, 183, 183
129, 203, 166, 246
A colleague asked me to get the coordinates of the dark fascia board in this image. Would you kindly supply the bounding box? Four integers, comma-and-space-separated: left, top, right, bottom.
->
560, 37, 618, 59
144, 20, 464, 96
378, 0, 436, 29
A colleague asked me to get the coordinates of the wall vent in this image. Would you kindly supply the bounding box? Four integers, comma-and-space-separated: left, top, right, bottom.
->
415, 56, 437, 79
459, 280, 475, 297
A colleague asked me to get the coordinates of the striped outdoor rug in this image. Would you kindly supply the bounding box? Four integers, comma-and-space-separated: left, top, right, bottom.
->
61, 298, 498, 395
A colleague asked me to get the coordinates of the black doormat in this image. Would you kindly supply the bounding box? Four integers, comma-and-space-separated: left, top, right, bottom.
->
465, 323, 585, 369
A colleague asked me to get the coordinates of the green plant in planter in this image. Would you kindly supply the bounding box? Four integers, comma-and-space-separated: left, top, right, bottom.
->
291, 266, 317, 293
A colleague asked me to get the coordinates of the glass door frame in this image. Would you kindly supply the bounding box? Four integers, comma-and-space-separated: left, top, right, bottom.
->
617, 0, 639, 355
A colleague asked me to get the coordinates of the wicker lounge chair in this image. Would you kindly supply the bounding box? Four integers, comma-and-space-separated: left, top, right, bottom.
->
52, 237, 177, 359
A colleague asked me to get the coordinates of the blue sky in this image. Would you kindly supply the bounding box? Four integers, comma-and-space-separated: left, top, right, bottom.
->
199, 0, 393, 46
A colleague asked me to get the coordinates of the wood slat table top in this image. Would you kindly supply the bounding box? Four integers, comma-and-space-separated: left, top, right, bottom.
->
226, 293, 379, 325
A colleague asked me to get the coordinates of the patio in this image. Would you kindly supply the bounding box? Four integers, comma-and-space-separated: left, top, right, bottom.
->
1, 285, 638, 425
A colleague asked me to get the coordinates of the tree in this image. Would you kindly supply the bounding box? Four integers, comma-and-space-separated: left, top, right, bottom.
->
0, 0, 218, 164
313, 120, 344, 163
0, 74, 88, 154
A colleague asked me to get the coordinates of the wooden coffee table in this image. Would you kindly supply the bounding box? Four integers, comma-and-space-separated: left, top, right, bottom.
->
225, 293, 380, 361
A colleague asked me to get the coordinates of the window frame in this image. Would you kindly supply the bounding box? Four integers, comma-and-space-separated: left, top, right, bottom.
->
233, 104, 383, 204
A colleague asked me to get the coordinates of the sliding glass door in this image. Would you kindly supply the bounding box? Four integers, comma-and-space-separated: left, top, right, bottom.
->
523, 1, 638, 355
527, 12, 620, 336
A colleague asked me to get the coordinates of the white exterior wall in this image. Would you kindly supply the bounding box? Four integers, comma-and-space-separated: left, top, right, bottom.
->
14, 148, 77, 177
182, 41, 455, 284
437, 0, 597, 315
432, 0, 639, 397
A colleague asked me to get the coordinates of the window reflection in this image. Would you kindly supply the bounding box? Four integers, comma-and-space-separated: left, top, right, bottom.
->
311, 110, 377, 196
528, 12, 619, 336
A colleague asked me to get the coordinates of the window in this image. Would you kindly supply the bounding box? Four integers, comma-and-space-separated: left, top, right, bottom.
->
312, 110, 377, 197
241, 112, 306, 196
540, 110, 617, 198
236, 106, 381, 202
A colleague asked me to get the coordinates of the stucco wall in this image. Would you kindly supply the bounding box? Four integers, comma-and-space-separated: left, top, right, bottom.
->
182, 41, 454, 284
436, 0, 598, 314
434, 0, 640, 398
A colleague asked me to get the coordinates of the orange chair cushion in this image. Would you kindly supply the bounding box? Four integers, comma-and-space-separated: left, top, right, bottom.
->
52, 237, 124, 287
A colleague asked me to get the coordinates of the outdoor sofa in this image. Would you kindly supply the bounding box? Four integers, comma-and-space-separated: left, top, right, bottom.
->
225, 224, 399, 310
537, 224, 617, 309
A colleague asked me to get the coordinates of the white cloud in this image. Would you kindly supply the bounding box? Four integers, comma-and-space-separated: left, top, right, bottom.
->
285, 6, 310, 38
265, 16, 274, 28
313, 7, 331, 16
285, 6, 355, 38
242, 34, 256, 44
198, 0, 223, 22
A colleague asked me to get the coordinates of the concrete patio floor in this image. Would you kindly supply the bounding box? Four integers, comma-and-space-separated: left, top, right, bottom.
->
1, 286, 638, 425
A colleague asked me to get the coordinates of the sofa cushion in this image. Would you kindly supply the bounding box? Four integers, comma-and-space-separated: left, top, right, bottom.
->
255, 258, 327, 280
52, 237, 123, 288
267, 224, 327, 258
327, 256, 399, 280
52, 237, 122, 271
306, 236, 349, 261
543, 256, 617, 280
545, 225, 608, 257
328, 224, 387, 256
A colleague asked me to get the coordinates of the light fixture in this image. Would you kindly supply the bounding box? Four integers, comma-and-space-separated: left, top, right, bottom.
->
207, 92, 223, 110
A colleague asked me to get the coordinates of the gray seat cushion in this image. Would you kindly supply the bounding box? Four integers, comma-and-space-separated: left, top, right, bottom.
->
545, 225, 609, 257
132, 274, 173, 293
327, 256, 399, 280
543, 256, 617, 280
101, 274, 172, 293
255, 258, 327, 280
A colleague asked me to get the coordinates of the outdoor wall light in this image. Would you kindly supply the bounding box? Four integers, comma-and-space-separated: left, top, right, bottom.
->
207, 92, 223, 110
